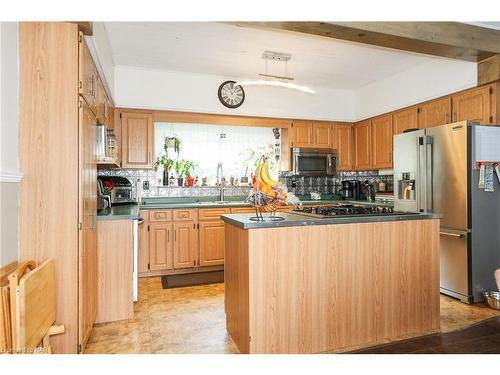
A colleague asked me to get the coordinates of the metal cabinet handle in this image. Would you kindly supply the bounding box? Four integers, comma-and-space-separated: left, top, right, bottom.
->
440, 231, 464, 238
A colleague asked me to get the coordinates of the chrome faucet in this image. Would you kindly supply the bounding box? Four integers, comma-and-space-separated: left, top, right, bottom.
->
216, 162, 226, 202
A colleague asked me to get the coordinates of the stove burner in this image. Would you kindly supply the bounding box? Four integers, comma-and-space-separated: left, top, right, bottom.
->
295, 203, 394, 217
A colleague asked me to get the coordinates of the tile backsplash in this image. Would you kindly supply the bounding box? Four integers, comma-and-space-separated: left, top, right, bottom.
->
280, 171, 394, 196
98, 168, 393, 200
97, 169, 252, 199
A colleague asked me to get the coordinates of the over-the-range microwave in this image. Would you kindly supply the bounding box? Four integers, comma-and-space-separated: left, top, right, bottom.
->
292, 147, 337, 176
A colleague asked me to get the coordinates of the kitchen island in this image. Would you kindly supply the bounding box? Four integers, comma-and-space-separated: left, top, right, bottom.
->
221, 211, 441, 354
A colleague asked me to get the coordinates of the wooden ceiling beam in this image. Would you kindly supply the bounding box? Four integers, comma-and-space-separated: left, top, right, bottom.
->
232, 22, 500, 62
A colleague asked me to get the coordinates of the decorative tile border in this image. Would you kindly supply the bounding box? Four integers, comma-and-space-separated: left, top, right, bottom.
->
98, 168, 393, 199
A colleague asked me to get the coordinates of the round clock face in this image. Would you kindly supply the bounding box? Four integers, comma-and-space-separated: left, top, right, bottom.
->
218, 81, 245, 109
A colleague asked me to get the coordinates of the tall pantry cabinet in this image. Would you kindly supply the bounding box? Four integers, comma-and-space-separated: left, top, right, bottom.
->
19, 22, 97, 354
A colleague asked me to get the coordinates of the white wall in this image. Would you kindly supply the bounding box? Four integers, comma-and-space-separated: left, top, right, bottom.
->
114, 66, 357, 122
87, 22, 115, 102
0, 22, 20, 266
355, 59, 477, 120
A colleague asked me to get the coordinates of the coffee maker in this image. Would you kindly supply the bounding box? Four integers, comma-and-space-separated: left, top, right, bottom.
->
340, 180, 359, 200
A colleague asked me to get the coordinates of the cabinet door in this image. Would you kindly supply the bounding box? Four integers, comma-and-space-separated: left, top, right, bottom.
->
173, 222, 199, 269
149, 223, 173, 271
393, 107, 418, 134
334, 123, 353, 171
371, 115, 393, 169
138, 210, 150, 274
418, 97, 452, 128
452, 85, 492, 124
78, 99, 97, 347
199, 221, 225, 267
121, 111, 153, 168
78, 34, 97, 115
291, 120, 313, 147
312, 122, 334, 148
353, 120, 371, 170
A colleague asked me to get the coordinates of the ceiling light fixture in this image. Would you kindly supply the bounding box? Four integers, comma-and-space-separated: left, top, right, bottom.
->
235, 51, 316, 95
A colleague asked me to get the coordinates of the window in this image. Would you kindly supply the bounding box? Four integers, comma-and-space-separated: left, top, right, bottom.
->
154, 122, 279, 185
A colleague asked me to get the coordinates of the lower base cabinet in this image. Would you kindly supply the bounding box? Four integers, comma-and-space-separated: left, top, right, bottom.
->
149, 223, 173, 271
173, 222, 199, 269
199, 221, 225, 267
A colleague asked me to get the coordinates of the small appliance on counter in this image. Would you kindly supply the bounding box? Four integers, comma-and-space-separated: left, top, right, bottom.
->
97, 180, 111, 212
97, 176, 136, 206
292, 147, 337, 176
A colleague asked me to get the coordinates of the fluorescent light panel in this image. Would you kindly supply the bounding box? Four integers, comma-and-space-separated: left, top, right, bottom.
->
235, 79, 316, 94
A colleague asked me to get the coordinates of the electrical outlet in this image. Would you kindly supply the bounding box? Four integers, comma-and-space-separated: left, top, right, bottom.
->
143, 180, 149, 190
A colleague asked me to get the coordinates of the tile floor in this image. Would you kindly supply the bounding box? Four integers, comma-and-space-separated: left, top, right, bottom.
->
84, 277, 500, 354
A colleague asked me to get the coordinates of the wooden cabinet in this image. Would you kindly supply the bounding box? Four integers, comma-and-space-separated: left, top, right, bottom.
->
78, 34, 97, 115
371, 115, 393, 169
418, 97, 452, 128
173, 222, 199, 269
291, 120, 314, 147
121, 111, 154, 169
79, 98, 97, 347
452, 85, 493, 124
138, 211, 150, 274
96, 220, 134, 324
312, 122, 334, 148
393, 106, 418, 134
199, 221, 226, 267
353, 120, 371, 170
149, 223, 174, 271
19, 23, 99, 353
199, 208, 230, 267
291, 120, 334, 148
334, 122, 353, 171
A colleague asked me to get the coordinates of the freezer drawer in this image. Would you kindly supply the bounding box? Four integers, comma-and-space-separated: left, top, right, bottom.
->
440, 229, 469, 300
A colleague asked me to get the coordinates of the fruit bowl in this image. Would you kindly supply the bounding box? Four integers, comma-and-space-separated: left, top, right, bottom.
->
246, 156, 300, 221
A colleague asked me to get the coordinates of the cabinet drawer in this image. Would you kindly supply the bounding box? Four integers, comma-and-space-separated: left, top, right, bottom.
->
199, 208, 231, 221
230, 207, 255, 214
173, 209, 198, 222
149, 210, 172, 222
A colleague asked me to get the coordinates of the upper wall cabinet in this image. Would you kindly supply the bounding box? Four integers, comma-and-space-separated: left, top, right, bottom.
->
121, 111, 154, 169
451, 85, 493, 124
291, 120, 334, 148
78, 34, 98, 116
334, 122, 353, 171
353, 120, 371, 170
418, 97, 452, 129
393, 106, 419, 134
371, 114, 393, 169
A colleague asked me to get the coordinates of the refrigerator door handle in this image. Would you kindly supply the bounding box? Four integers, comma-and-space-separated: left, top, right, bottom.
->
416, 137, 422, 212
426, 135, 434, 213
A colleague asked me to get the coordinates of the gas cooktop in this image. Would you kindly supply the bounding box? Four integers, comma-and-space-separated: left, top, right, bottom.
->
293, 203, 402, 218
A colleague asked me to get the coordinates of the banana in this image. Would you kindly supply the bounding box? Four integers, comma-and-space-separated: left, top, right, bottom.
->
259, 158, 281, 187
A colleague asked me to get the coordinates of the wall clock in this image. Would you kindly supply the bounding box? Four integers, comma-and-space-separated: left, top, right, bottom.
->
218, 81, 245, 109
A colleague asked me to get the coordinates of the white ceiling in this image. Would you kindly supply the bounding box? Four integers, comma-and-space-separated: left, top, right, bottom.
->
104, 22, 471, 90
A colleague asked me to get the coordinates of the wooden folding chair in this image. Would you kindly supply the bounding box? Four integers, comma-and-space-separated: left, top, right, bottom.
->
8, 259, 65, 353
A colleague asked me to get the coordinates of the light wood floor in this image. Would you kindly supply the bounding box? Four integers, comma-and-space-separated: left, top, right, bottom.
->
83, 277, 500, 354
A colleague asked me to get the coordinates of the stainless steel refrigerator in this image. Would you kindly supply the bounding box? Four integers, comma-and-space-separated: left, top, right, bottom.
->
394, 120, 500, 303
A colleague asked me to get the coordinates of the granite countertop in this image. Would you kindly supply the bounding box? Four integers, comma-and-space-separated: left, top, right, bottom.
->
97, 196, 395, 220
138, 195, 394, 210
97, 204, 141, 221
220, 211, 441, 230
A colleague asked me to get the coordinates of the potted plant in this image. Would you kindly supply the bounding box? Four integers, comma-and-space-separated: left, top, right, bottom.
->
154, 136, 182, 186
165, 136, 181, 156
182, 160, 197, 187
175, 159, 186, 187
154, 155, 174, 186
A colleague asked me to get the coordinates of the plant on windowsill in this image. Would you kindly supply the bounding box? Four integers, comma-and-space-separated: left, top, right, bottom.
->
182, 160, 198, 187
154, 136, 182, 186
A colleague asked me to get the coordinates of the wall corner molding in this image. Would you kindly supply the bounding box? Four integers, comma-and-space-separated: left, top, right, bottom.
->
0, 172, 23, 183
